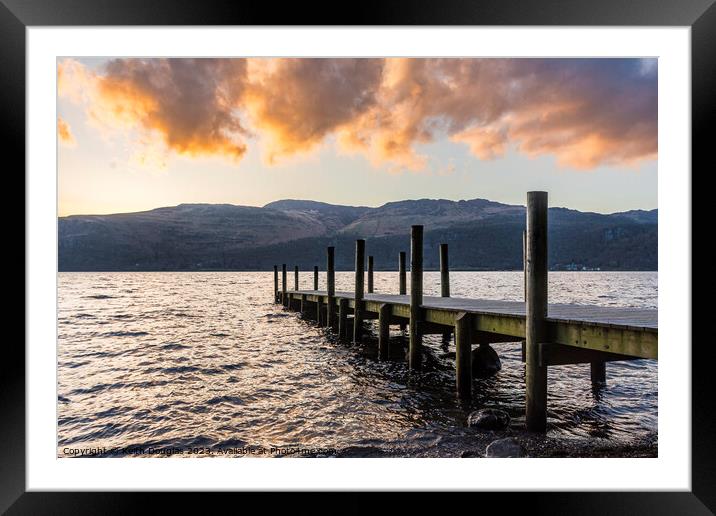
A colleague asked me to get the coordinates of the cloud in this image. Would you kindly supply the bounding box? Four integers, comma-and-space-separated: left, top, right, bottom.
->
57, 116, 75, 146
58, 58, 249, 163
58, 57, 657, 171
243, 58, 383, 164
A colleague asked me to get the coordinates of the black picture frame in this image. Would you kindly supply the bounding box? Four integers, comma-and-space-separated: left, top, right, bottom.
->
4, 0, 710, 512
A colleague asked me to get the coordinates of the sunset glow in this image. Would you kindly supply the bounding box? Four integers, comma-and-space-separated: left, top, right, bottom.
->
57, 57, 657, 216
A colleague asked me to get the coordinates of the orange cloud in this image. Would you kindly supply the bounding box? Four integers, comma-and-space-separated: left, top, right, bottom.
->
58, 58, 249, 163
243, 58, 383, 164
57, 116, 76, 147
58, 57, 657, 171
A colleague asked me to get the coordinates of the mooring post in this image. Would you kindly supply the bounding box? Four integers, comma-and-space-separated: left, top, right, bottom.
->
399, 251, 407, 333
294, 266, 299, 291
281, 264, 287, 307
525, 191, 549, 432
440, 243, 450, 297
399, 251, 407, 295
327, 246, 335, 328
409, 225, 424, 369
367, 255, 374, 293
455, 312, 472, 398
523, 229, 527, 301
273, 265, 279, 303
338, 298, 348, 340
440, 243, 451, 344
353, 239, 365, 344
313, 265, 319, 291
591, 361, 607, 387
378, 303, 391, 360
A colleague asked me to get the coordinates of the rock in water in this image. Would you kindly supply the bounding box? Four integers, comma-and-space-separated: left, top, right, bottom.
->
467, 408, 510, 430
472, 344, 501, 378
485, 438, 524, 458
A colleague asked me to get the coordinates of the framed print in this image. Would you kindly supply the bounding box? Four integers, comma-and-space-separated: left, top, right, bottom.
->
5, 0, 712, 511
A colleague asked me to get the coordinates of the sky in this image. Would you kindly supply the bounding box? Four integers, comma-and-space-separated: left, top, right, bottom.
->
57, 57, 657, 216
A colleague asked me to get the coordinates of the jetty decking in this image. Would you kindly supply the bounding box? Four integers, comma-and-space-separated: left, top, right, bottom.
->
272, 192, 658, 432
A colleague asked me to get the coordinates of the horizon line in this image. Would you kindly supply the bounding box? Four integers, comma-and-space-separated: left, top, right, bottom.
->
57, 195, 658, 219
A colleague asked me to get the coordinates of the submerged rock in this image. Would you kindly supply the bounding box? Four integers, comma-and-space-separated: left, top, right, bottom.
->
485, 437, 525, 458
467, 408, 510, 430
472, 344, 501, 378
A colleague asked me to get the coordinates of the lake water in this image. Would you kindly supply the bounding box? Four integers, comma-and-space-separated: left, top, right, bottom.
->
57, 271, 657, 458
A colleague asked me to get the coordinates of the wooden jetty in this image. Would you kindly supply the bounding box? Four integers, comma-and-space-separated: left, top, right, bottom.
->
272, 191, 658, 432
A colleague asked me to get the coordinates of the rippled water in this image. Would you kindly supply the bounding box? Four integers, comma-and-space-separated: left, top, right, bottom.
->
58, 271, 657, 457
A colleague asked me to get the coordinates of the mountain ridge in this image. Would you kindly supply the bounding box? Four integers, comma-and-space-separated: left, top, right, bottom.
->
59, 198, 657, 271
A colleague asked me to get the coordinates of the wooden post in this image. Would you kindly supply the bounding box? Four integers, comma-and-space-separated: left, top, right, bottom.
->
440, 243, 451, 344
294, 266, 299, 291
440, 243, 450, 297
525, 191, 549, 432
409, 225, 423, 370
327, 246, 335, 328
353, 239, 365, 344
367, 255, 374, 293
273, 265, 278, 303
399, 251, 407, 295
591, 361, 606, 387
313, 265, 319, 291
523, 229, 527, 301
378, 303, 391, 360
338, 298, 348, 340
455, 312, 472, 398
399, 251, 407, 333
281, 264, 287, 306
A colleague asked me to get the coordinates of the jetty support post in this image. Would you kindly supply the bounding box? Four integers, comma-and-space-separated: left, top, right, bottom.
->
314, 265, 319, 291
399, 251, 407, 333
439, 243, 451, 344
591, 361, 607, 387
281, 264, 287, 307
523, 229, 527, 301
353, 239, 366, 344
455, 312, 472, 398
378, 303, 391, 360
327, 246, 336, 328
273, 265, 279, 303
338, 298, 348, 340
409, 225, 424, 369
440, 243, 450, 297
525, 191, 549, 432
399, 251, 407, 295
294, 266, 299, 291
368, 256, 374, 293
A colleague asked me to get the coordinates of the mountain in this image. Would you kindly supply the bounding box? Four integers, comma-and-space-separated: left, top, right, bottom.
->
58, 199, 657, 271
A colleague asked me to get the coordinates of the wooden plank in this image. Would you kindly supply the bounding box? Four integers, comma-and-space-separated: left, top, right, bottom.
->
521, 342, 642, 366
285, 290, 658, 359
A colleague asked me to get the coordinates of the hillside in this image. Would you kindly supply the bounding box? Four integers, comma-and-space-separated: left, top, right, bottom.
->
59, 198, 657, 271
